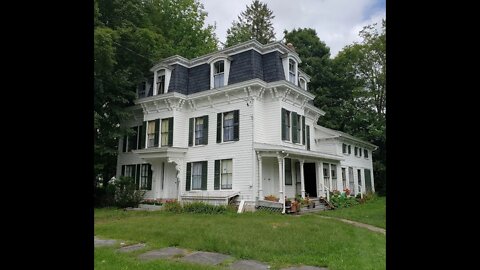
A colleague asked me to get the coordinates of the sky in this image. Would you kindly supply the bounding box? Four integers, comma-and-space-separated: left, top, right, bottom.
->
199, 0, 386, 57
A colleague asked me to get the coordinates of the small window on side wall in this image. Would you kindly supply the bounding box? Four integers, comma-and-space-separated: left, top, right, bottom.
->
299, 78, 307, 90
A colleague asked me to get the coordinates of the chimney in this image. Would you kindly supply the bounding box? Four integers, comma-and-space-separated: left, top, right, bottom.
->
286, 42, 295, 52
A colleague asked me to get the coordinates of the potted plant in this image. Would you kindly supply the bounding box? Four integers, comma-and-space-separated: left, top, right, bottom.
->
290, 198, 300, 214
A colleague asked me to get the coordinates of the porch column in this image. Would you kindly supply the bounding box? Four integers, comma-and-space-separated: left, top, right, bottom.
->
371, 169, 376, 193
316, 162, 321, 198
299, 159, 305, 198
277, 155, 285, 214
346, 166, 350, 191
257, 152, 263, 199
328, 163, 332, 192
337, 164, 342, 191
319, 162, 324, 197
361, 169, 366, 195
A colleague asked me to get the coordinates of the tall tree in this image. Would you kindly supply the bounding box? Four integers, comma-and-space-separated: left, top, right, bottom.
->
94, 0, 218, 190
225, 0, 275, 46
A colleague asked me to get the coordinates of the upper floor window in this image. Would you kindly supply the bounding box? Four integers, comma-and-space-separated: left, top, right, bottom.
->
189, 115, 209, 146
160, 119, 169, 146
364, 149, 369, 158
348, 145, 351, 154
354, 146, 358, 156
156, 70, 166, 95
299, 77, 307, 90
359, 147, 362, 157
209, 56, 231, 89
289, 59, 296, 84
213, 61, 224, 88
342, 143, 347, 154
147, 120, 158, 148
217, 110, 239, 143
281, 108, 304, 144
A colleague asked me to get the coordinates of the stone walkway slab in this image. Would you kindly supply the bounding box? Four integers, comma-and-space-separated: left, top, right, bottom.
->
280, 266, 328, 270
118, 243, 146, 253
94, 237, 117, 247
230, 259, 270, 270
180, 251, 232, 266
138, 247, 188, 261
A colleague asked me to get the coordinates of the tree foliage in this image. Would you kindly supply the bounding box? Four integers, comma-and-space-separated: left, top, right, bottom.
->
225, 0, 276, 47
94, 0, 218, 190
284, 21, 386, 195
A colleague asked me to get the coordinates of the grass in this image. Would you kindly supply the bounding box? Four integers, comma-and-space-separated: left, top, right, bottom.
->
95, 208, 385, 270
318, 196, 386, 229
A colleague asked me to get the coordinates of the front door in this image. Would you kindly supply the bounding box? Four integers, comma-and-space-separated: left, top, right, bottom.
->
304, 163, 317, 197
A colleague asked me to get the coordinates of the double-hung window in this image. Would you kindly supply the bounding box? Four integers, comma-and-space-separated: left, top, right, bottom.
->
189, 116, 209, 146
289, 59, 296, 84
161, 119, 169, 146
147, 120, 158, 148
364, 149, 369, 158
157, 70, 165, 95
186, 161, 208, 191
214, 159, 233, 190
140, 164, 152, 190
216, 110, 239, 143
213, 61, 224, 88
281, 108, 304, 144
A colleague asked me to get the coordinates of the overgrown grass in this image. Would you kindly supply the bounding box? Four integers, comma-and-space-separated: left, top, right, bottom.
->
319, 196, 386, 228
95, 208, 385, 270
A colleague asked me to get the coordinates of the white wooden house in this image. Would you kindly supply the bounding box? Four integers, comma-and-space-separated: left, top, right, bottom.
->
117, 40, 377, 211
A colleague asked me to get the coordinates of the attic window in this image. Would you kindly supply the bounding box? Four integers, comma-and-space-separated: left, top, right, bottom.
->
289, 59, 296, 84
209, 56, 231, 89
299, 77, 307, 90
156, 70, 166, 95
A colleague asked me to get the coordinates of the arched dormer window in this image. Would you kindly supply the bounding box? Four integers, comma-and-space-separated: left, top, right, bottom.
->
289, 59, 296, 84
149, 64, 172, 95
299, 77, 307, 90
208, 55, 231, 89
282, 54, 301, 86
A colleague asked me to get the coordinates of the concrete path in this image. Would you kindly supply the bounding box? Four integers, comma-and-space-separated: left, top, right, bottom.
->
95, 237, 328, 269
317, 216, 386, 234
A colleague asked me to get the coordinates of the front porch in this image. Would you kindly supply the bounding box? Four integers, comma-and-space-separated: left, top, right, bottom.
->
254, 143, 347, 213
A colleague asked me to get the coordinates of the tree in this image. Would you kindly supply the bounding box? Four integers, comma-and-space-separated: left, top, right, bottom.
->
225, 0, 275, 46
94, 0, 218, 194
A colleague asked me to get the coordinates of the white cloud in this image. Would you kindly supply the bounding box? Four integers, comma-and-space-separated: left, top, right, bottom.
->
199, 0, 385, 57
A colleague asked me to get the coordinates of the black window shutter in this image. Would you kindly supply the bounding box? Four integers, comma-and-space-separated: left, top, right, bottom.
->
131, 164, 136, 180
168, 117, 174, 146
188, 118, 194, 146
214, 160, 220, 190
132, 127, 138, 150
302, 116, 306, 145
154, 119, 160, 147
306, 125, 310, 150
147, 164, 152, 190
281, 108, 286, 140
203, 115, 209, 145
121, 165, 125, 176
285, 158, 292, 185
139, 122, 146, 149
122, 136, 127, 152
136, 164, 141, 190
291, 112, 298, 143
216, 113, 222, 143
201, 161, 208, 190
233, 110, 239, 141
186, 162, 191, 191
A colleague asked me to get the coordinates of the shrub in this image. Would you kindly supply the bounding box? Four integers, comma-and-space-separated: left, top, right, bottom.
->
183, 202, 227, 214
163, 200, 183, 213
330, 193, 359, 209
113, 176, 146, 208
141, 198, 163, 205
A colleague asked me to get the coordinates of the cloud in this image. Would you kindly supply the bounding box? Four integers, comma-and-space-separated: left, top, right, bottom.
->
199, 0, 385, 57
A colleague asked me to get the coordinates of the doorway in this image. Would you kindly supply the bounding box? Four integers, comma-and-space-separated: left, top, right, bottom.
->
304, 163, 317, 197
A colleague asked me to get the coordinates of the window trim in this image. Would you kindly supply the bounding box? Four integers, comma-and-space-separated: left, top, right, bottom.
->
282, 54, 301, 86
281, 108, 304, 145
152, 67, 172, 95
299, 77, 307, 90
208, 55, 231, 89
217, 110, 239, 143
219, 159, 233, 190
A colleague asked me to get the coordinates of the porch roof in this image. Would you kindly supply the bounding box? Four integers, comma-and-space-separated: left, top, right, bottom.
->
132, 147, 187, 161
254, 142, 343, 162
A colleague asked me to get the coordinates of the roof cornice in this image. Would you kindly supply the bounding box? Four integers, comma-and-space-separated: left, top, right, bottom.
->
154, 39, 302, 69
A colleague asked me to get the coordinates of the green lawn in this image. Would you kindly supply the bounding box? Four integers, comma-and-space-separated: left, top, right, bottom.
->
318, 196, 386, 229
95, 208, 385, 270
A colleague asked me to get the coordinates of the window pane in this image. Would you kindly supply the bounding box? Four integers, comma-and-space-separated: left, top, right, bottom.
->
157, 75, 165, 94
214, 61, 224, 73
161, 119, 169, 146
223, 112, 234, 141
192, 163, 202, 190
214, 73, 224, 88
195, 117, 204, 145
221, 159, 232, 189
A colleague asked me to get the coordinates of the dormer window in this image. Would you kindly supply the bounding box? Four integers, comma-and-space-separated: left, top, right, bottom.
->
156, 70, 166, 95
209, 55, 231, 89
289, 59, 296, 84
150, 65, 172, 95
299, 78, 307, 90
213, 61, 224, 88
